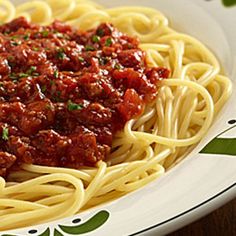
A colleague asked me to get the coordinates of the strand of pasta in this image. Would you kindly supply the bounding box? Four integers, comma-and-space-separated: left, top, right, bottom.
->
130, 79, 214, 147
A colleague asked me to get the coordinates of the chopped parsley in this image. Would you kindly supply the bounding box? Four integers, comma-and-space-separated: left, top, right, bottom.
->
26, 66, 37, 75
33, 47, 39, 51
41, 85, 47, 93
50, 80, 55, 86
9, 69, 40, 80
2, 127, 9, 141
92, 35, 100, 43
3, 31, 10, 35
23, 34, 30, 40
53, 91, 62, 102
54, 70, 59, 78
67, 100, 83, 111
114, 63, 121, 70
19, 73, 29, 78
7, 56, 14, 61
10, 35, 19, 40
10, 67, 39, 81
127, 44, 133, 49
78, 56, 84, 62
45, 104, 53, 110
105, 38, 112, 47
9, 73, 18, 80
85, 45, 95, 51
97, 28, 104, 37
56, 49, 66, 59
10, 41, 19, 46
41, 30, 49, 37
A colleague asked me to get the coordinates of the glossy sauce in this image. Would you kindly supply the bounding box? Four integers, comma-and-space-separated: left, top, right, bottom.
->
0, 17, 169, 177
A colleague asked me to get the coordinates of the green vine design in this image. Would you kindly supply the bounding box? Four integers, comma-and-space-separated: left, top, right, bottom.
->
222, 0, 236, 7
59, 210, 110, 234
200, 121, 236, 155
1, 210, 110, 236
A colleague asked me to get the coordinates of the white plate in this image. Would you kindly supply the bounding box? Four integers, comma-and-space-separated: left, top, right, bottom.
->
2, 0, 236, 235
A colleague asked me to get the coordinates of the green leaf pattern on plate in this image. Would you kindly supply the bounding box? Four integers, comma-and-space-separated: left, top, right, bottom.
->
222, 0, 236, 7
53, 229, 64, 236
38, 228, 50, 236
0, 211, 109, 236
200, 123, 236, 155
200, 138, 236, 155
59, 210, 110, 235
1, 235, 18, 236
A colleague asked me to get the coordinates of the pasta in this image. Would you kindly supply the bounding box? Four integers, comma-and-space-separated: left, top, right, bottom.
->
0, 0, 232, 231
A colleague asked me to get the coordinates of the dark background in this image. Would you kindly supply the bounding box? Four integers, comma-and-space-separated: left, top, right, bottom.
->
168, 198, 236, 236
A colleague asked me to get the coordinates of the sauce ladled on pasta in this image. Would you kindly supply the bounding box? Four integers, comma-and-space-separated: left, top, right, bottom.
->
0, 17, 169, 177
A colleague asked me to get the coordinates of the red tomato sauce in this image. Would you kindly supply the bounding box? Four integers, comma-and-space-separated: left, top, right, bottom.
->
0, 17, 169, 177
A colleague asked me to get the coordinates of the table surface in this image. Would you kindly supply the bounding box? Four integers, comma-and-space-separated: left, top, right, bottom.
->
168, 197, 236, 236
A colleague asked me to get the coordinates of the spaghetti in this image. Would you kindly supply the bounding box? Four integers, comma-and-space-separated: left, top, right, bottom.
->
0, 0, 232, 231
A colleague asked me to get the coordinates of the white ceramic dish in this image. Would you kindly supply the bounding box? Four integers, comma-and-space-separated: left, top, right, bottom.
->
1, 0, 236, 235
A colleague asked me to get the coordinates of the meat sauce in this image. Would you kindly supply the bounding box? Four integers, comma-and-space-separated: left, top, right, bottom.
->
0, 17, 169, 177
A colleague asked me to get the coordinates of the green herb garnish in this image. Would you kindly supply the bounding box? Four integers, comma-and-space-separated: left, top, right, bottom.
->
92, 35, 100, 43
41, 85, 47, 93
67, 100, 83, 111
33, 47, 39, 51
114, 63, 121, 70
50, 80, 55, 86
85, 45, 95, 51
10, 35, 19, 40
41, 30, 49, 37
56, 49, 66, 59
9, 73, 18, 80
45, 104, 53, 110
97, 29, 104, 37
20, 67, 39, 78
2, 127, 9, 141
7, 56, 14, 61
10, 41, 19, 46
27, 66, 37, 75
78, 56, 84, 62
3, 31, 10, 35
105, 38, 112, 47
53, 91, 62, 102
54, 70, 59, 78
23, 34, 30, 40
19, 73, 29, 78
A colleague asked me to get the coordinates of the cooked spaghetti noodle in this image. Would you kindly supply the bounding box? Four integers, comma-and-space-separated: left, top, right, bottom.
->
0, 0, 232, 231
